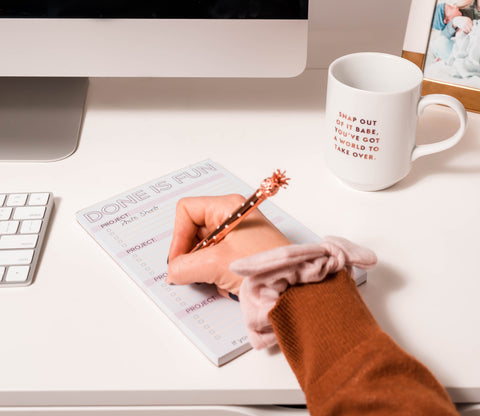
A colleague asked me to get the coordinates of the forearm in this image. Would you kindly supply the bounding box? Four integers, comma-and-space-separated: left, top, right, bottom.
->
442, 21, 457, 38
269, 270, 459, 415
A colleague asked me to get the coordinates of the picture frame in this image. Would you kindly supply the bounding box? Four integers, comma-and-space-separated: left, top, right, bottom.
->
402, 0, 480, 113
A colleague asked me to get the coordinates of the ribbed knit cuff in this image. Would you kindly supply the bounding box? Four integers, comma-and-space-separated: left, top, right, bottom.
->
269, 270, 381, 382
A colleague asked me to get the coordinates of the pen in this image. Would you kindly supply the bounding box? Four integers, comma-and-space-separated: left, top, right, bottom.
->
190, 169, 289, 253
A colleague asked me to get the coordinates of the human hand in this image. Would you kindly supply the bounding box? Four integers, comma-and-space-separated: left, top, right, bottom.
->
452, 16, 473, 33
167, 194, 291, 298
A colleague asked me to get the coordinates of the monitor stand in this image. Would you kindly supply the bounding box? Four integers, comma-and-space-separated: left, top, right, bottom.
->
0, 77, 88, 162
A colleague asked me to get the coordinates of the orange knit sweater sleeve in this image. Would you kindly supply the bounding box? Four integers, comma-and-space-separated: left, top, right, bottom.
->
268, 269, 459, 416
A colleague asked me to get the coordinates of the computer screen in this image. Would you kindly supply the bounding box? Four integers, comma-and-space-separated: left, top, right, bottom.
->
0, 1, 309, 161
0, 0, 308, 77
0, 1, 307, 19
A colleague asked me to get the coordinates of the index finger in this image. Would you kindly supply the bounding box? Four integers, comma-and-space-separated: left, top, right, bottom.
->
168, 195, 245, 261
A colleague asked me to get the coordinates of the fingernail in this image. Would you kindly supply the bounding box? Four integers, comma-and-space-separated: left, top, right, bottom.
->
228, 292, 239, 302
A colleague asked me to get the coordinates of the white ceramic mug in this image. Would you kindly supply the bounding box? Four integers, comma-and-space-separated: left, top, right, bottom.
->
325, 52, 467, 191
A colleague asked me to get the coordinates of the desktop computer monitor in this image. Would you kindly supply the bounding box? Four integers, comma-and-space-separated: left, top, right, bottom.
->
0, 1, 308, 161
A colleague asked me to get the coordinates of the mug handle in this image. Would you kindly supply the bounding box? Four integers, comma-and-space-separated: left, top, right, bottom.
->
411, 94, 467, 162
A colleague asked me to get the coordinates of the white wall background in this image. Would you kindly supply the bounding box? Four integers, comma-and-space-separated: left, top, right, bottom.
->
306, 0, 413, 68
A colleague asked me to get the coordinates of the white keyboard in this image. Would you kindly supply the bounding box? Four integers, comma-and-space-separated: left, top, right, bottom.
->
0, 192, 53, 287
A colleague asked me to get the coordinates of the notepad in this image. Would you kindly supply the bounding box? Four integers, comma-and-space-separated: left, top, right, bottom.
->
76, 160, 366, 365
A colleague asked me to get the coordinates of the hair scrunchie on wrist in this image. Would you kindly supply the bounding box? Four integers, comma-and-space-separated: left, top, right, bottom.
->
230, 236, 377, 349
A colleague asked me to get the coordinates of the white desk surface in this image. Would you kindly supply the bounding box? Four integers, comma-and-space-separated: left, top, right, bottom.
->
1, 69, 479, 407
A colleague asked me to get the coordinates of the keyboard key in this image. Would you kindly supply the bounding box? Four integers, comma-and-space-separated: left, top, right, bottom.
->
5, 266, 30, 283
0, 249, 34, 265
0, 207, 12, 220
28, 193, 50, 206
13, 206, 46, 220
0, 234, 38, 249
6, 194, 28, 207
0, 221, 19, 235
20, 220, 42, 234
0, 192, 53, 287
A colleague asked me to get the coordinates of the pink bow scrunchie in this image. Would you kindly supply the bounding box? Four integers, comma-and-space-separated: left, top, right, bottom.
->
230, 236, 377, 349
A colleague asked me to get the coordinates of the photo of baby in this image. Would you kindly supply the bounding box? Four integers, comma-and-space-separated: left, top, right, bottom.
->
424, 0, 480, 89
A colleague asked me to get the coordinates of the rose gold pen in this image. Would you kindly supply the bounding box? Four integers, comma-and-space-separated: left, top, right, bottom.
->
190, 169, 289, 253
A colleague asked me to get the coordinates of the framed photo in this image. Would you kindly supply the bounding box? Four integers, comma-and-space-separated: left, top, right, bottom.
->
403, 0, 480, 113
